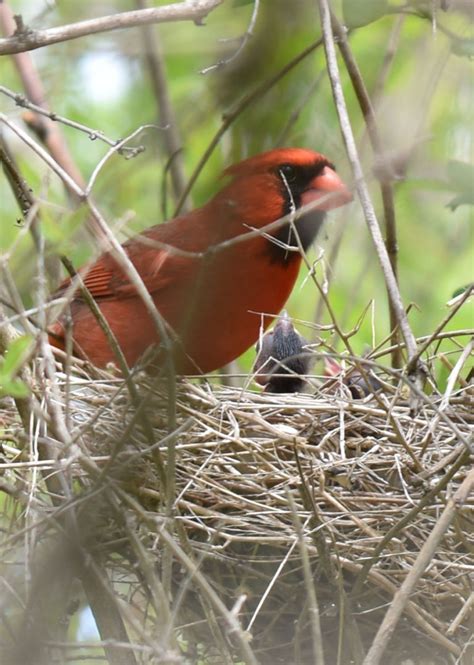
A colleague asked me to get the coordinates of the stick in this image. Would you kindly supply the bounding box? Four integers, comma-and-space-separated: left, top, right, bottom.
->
0, 0, 223, 55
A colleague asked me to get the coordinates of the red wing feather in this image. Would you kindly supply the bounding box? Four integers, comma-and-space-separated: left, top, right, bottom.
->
77, 254, 159, 300
79, 261, 117, 298
55, 255, 125, 301
56, 247, 192, 302
55, 212, 209, 302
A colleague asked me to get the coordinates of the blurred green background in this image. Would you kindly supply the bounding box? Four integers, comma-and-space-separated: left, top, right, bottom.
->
1, 0, 473, 375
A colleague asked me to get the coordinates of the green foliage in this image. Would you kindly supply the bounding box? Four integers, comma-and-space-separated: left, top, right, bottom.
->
0, 335, 32, 398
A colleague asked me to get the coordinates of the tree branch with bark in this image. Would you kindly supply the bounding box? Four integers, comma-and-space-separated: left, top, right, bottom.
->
0, 0, 223, 55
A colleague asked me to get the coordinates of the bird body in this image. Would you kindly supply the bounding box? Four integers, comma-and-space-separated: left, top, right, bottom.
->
254, 311, 311, 393
49, 148, 352, 373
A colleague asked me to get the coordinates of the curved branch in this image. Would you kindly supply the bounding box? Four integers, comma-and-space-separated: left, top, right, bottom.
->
0, 0, 223, 55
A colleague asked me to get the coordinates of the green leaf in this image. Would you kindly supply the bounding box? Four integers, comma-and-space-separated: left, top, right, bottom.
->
232, 0, 254, 7
451, 284, 474, 299
343, 0, 388, 28
0, 377, 30, 399
1, 335, 33, 376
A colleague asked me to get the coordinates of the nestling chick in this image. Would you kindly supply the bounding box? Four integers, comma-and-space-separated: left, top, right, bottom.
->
254, 311, 312, 393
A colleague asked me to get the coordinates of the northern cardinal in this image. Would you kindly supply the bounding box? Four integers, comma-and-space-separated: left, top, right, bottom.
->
48, 148, 352, 373
254, 311, 312, 393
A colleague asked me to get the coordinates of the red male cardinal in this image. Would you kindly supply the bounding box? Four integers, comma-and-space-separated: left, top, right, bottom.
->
48, 148, 352, 373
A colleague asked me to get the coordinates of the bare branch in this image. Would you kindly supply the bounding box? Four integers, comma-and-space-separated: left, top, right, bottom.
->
0, 0, 223, 55
0, 85, 140, 156
330, 14, 402, 370
316, 0, 420, 389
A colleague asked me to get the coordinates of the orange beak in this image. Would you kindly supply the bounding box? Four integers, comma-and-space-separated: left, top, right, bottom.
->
301, 166, 353, 212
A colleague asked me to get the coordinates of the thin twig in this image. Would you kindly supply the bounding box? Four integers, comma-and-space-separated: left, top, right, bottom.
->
201, 0, 260, 74
317, 0, 421, 398
0, 85, 138, 155
330, 14, 401, 370
119, 490, 259, 665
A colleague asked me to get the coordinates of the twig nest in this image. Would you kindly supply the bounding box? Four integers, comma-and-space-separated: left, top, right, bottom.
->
1, 363, 472, 663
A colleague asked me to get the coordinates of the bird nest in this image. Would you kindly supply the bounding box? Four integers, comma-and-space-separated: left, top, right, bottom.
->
0, 358, 473, 664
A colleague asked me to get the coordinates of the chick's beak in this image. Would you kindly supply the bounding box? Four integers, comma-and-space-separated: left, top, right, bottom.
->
301, 165, 353, 212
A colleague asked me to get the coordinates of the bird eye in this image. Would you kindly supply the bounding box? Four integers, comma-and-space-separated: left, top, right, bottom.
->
279, 164, 297, 182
